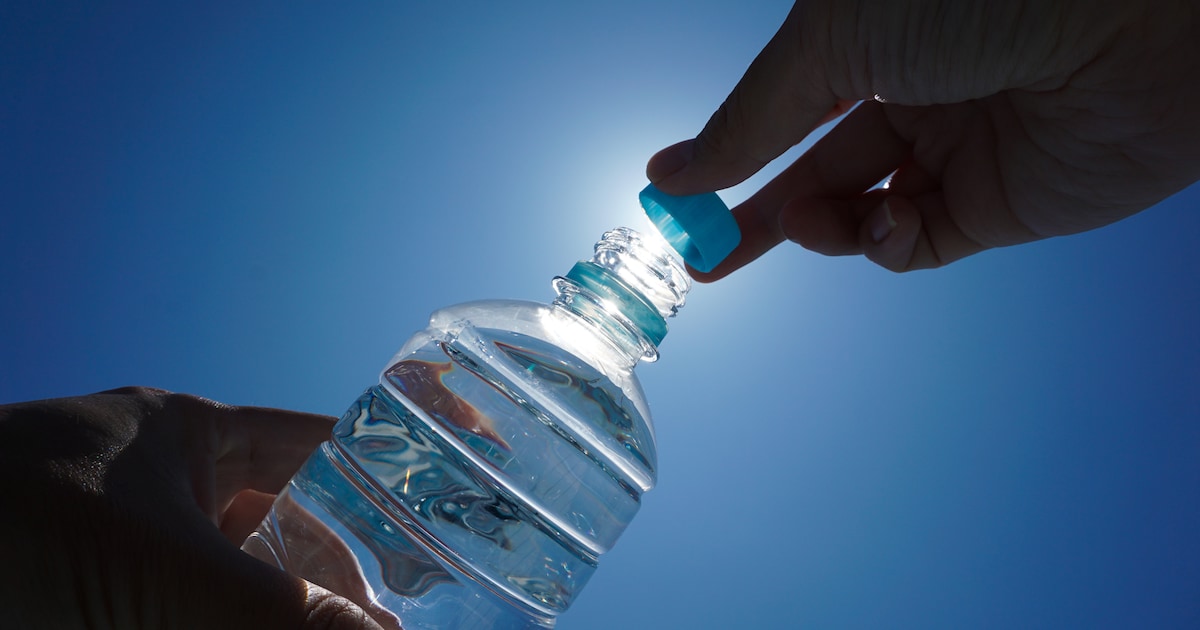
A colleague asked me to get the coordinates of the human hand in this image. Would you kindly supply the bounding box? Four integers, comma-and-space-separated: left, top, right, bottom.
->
0, 387, 384, 630
648, 0, 1200, 276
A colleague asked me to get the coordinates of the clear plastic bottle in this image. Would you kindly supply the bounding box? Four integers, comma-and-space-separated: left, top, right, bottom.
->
243, 227, 691, 629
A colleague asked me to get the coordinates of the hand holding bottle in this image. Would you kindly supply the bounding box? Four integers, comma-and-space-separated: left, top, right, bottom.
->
648, 0, 1200, 276
0, 387, 383, 630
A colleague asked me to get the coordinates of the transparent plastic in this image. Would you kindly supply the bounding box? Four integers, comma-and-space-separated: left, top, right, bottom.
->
242, 228, 690, 629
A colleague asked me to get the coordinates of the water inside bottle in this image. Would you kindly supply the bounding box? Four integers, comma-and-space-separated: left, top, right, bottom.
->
245, 325, 655, 630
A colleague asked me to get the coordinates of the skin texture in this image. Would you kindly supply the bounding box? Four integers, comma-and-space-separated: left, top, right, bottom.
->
0, 388, 384, 630
648, 0, 1200, 276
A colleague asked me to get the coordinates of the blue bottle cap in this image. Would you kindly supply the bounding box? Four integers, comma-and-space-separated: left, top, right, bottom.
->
639, 183, 740, 273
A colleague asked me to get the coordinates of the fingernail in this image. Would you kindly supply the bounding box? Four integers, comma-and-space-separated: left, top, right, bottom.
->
646, 140, 694, 183
869, 199, 897, 243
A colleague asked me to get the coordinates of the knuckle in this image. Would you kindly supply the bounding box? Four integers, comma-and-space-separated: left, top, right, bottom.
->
104, 385, 171, 398
695, 102, 737, 159
303, 584, 376, 630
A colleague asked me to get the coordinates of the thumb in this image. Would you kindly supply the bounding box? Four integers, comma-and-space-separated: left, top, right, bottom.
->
161, 529, 389, 630
858, 194, 985, 272
647, 4, 854, 195
2, 479, 388, 630
299, 583, 389, 630
775, 193, 984, 273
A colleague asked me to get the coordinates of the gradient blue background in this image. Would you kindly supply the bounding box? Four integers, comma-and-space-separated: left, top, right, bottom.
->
3, 2, 1198, 628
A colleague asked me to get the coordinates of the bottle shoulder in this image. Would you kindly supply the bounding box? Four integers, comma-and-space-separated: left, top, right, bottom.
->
420, 299, 644, 378
428, 299, 554, 335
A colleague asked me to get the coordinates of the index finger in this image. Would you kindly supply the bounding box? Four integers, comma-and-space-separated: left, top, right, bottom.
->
169, 394, 337, 516
690, 101, 912, 281
647, 5, 844, 195
214, 403, 336, 496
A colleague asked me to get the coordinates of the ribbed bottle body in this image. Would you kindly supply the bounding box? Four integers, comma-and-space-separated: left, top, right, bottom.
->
244, 302, 657, 629
243, 228, 687, 629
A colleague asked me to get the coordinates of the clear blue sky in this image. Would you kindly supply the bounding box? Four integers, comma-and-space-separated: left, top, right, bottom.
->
2, 2, 1198, 628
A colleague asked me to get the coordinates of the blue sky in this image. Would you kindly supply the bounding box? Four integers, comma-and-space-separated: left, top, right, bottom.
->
2, 2, 1198, 628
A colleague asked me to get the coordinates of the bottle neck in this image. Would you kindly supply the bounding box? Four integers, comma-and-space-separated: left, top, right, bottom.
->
552, 228, 690, 365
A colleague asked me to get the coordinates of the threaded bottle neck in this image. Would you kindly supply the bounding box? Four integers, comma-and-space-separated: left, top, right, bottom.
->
552, 227, 691, 363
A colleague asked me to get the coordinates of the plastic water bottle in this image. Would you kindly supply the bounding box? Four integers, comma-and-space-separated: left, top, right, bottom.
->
243, 187, 738, 629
